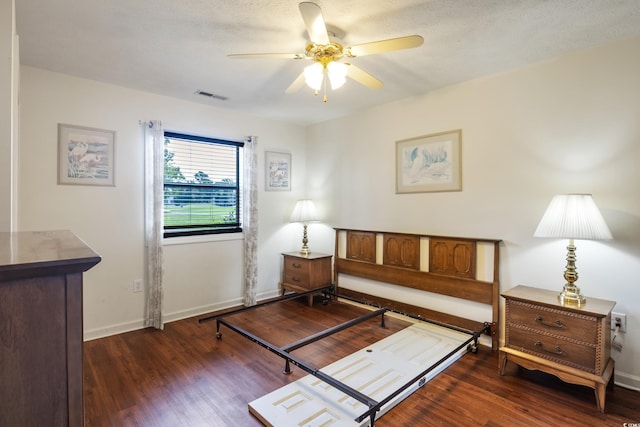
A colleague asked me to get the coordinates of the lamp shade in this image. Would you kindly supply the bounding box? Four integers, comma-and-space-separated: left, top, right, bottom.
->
290, 199, 319, 223
534, 194, 612, 240
327, 62, 347, 89
304, 63, 323, 91
304, 62, 348, 92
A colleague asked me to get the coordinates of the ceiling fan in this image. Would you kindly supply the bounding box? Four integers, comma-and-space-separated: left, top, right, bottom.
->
228, 2, 424, 102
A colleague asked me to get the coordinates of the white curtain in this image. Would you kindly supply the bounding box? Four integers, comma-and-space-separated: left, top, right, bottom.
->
243, 136, 258, 306
143, 120, 164, 329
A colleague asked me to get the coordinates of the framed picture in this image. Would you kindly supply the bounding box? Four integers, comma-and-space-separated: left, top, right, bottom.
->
265, 151, 291, 191
58, 124, 116, 186
396, 129, 462, 194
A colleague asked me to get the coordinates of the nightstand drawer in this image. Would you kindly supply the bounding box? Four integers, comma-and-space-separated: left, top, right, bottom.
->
284, 257, 310, 274
507, 326, 597, 373
284, 269, 310, 287
508, 300, 598, 343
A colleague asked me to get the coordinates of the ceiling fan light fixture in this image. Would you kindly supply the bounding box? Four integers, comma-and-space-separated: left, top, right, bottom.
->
229, 2, 424, 101
327, 61, 347, 90
304, 63, 323, 91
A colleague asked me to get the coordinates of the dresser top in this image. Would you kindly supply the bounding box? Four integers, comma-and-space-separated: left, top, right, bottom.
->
282, 252, 332, 260
502, 285, 616, 316
0, 230, 101, 280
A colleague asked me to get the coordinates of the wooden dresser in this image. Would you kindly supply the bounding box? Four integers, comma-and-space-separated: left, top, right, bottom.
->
0, 230, 101, 426
281, 252, 332, 306
499, 285, 615, 412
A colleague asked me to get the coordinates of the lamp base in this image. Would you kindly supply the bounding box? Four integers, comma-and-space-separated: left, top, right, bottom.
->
299, 224, 311, 256
299, 247, 311, 256
557, 239, 586, 306
558, 285, 586, 306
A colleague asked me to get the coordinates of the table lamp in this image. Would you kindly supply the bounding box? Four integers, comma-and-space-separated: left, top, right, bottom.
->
290, 199, 318, 256
534, 194, 612, 306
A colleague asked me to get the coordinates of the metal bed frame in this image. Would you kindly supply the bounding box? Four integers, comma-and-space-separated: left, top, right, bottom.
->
199, 286, 491, 426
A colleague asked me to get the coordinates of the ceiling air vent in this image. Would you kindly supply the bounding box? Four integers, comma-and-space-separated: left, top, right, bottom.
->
195, 90, 228, 101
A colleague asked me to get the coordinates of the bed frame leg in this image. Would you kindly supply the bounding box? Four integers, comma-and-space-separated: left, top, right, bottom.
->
283, 359, 292, 375
380, 312, 386, 328
467, 336, 479, 353
215, 320, 222, 339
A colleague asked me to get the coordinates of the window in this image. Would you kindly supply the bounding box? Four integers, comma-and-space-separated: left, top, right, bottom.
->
163, 131, 243, 238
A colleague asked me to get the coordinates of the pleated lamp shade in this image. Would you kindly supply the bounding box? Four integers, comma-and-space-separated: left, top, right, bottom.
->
534, 194, 612, 240
290, 200, 319, 224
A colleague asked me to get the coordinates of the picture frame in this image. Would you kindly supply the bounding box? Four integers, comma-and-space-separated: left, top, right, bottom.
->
265, 151, 291, 191
58, 123, 116, 186
396, 129, 462, 194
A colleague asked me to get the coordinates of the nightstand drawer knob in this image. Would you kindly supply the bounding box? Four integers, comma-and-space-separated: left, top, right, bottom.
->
534, 341, 565, 356
535, 315, 565, 329
292, 277, 301, 282
292, 263, 301, 268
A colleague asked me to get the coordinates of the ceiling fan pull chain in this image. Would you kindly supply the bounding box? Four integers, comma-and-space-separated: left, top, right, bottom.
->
323, 71, 328, 103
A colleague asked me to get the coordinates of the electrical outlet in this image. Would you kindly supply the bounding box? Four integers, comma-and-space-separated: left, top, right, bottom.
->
611, 312, 626, 333
133, 279, 143, 293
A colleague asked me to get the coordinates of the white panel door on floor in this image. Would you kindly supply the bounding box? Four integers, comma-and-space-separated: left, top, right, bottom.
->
249, 322, 471, 426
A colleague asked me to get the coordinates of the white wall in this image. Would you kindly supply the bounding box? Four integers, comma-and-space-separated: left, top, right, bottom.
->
18, 66, 308, 338
0, 0, 18, 231
306, 37, 640, 389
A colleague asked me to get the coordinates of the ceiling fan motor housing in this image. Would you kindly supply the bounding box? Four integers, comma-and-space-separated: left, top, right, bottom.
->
305, 41, 345, 67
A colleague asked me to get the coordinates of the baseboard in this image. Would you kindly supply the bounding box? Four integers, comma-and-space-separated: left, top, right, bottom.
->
84, 319, 146, 341
83, 289, 282, 341
615, 371, 640, 392
162, 297, 244, 324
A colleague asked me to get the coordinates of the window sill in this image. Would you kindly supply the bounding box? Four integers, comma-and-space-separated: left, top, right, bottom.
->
162, 232, 243, 246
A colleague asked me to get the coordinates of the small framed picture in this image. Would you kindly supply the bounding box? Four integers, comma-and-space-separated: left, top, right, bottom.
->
265, 151, 291, 191
58, 124, 116, 186
396, 129, 462, 193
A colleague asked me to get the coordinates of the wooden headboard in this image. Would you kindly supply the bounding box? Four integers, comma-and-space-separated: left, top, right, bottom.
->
334, 228, 501, 350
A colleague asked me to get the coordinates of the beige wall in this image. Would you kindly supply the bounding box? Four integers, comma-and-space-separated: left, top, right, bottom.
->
18, 66, 307, 338
306, 36, 640, 389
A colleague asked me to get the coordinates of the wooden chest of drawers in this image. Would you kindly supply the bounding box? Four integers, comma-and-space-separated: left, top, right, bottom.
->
0, 231, 101, 426
499, 285, 616, 412
281, 252, 332, 306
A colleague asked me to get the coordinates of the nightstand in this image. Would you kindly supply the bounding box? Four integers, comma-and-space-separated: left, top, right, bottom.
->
281, 252, 332, 306
499, 285, 616, 412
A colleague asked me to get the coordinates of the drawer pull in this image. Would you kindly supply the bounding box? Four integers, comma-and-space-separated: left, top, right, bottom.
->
291, 277, 300, 282
534, 341, 565, 356
292, 263, 302, 268
535, 315, 564, 329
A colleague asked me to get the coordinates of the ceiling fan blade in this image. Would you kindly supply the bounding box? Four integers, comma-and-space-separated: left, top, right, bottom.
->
345, 63, 383, 89
299, 2, 330, 45
285, 72, 307, 93
347, 35, 424, 57
228, 53, 305, 59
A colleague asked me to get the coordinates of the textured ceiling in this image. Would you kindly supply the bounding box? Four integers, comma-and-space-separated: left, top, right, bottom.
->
15, 0, 640, 126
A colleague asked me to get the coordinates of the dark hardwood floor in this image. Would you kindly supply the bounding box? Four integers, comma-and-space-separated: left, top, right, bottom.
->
84, 297, 639, 426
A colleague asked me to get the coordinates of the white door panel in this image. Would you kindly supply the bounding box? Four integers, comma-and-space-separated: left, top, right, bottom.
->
249, 322, 470, 426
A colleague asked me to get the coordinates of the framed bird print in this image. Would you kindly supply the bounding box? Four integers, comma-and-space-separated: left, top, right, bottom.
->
265, 151, 291, 191
396, 129, 462, 194
58, 123, 116, 186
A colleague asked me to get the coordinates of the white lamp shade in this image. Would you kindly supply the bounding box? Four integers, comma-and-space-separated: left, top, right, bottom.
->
290, 199, 319, 223
534, 194, 612, 240
304, 62, 348, 91
327, 62, 347, 90
304, 63, 323, 91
